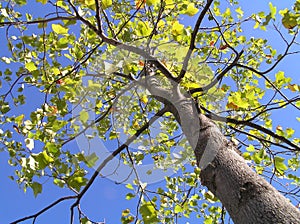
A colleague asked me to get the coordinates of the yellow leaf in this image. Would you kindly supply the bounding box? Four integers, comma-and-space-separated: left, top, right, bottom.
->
171, 21, 184, 36
182, 82, 201, 89
52, 24, 69, 35
140, 95, 148, 104
165, 0, 174, 9
36, 0, 47, 4
133, 120, 140, 129
102, 0, 112, 9
25, 62, 37, 72
146, 0, 159, 6
288, 84, 299, 92
185, 3, 199, 16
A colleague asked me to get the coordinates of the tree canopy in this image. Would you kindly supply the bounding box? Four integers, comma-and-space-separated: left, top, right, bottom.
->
0, 0, 300, 223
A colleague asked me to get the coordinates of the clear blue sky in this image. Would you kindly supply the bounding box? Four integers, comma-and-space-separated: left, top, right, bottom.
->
0, 1, 299, 223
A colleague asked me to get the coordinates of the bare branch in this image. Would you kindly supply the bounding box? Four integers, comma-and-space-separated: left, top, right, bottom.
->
10, 195, 77, 224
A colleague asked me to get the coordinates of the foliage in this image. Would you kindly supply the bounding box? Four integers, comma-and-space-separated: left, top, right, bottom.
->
0, 0, 300, 223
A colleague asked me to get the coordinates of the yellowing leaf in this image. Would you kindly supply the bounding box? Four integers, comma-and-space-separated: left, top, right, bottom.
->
235, 7, 244, 17
140, 95, 148, 104
42, 150, 54, 163
288, 84, 299, 92
174, 204, 183, 213
25, 62, 37, 72
146, 0, 159, 6
269, 2, 277, 19
36, 0, 47, 4
185, 3, 199, 16
164, 0, 174, 9
171, 21, 184, 36
182, 82, 201, 89
15, 114, 24, 126
80, 110, 89, 123
281, 10, 298, 29
135, 0, 146, 9
102, 0, 112, 9
52, 24, 69, 35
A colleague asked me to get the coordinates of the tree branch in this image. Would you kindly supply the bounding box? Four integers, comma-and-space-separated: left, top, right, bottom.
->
200, 106, 300, 151
69, 107, 168, 216
0, 16, 77, 27
189, 50, 244, 94
176, 0, 214, 82
10, 195, 77, 224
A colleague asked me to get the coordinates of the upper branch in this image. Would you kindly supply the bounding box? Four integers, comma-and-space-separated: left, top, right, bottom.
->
70, 107, 168, 211
189, 49, 244, 94
200, 106, 300, 151
176, 0, 214, 82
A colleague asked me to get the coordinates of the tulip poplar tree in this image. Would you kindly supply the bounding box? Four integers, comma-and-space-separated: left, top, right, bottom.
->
1, 0, 300, 223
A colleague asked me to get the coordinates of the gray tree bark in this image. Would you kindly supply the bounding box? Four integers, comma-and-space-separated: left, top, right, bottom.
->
146, 76, 300, 223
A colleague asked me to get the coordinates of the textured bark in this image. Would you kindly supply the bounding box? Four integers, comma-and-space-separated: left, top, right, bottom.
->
146, 77, 300, 223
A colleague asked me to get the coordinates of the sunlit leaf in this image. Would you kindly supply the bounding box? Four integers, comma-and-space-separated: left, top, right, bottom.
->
102, 0, 112, 9
52, 23, 69, 35
185, 3, 199, 16
25, 62, 37, 72
171, 21, 184, 36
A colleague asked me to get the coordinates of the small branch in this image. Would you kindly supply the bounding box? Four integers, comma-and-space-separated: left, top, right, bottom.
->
189, 50, 244, 94
68, 1, 176, 81
10, 195, 77, 224
70, 107, 168, 210
0, 16, 77, 27
176, 0, 214, 82
201, 106, 300, 151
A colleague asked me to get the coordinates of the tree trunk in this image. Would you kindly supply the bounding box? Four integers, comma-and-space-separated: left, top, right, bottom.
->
146, 77, 300, 223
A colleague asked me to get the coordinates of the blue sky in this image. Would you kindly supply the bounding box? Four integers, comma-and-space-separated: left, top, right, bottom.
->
0, 1, 300, 223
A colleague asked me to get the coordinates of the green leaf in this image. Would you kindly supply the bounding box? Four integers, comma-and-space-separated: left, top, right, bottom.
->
84, 152, 99, 167
68, 176, 87, 192
274, 156, 288, 174
53, 178, 65, 188
80, 110, 89, 123
45, 142, 59, 154
31, 182, 42, 197
174, 204, 183, 213
52, 24, 69, 35
81, 217, 92, 224
109, 131, 119, 140
15, 114, 24, 126
281, 10, 298, 29
32, 151, 54, 169
125, 193, 135, 200
25, 62, 37, 72
139, 202, 159, 224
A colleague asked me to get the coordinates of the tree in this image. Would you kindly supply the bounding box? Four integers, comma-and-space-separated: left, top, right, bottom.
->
0, 0, 300, 223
